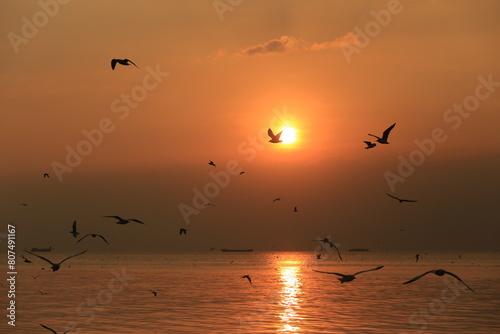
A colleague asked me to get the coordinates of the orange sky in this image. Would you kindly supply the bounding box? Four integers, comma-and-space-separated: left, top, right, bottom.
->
1, 1, 500, 252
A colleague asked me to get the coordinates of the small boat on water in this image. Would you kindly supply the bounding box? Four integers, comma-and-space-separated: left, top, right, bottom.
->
30, 246, 52, 252
348, 248, 369, 252
221, 249, 253, 252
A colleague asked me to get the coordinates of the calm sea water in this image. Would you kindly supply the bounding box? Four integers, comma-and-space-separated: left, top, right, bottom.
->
2, 251, 500, 333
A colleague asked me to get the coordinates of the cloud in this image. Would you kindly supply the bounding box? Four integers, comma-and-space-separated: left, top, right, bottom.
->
237, 32, 358, 56
238, 35, 305, 56
310, 32, 358, 51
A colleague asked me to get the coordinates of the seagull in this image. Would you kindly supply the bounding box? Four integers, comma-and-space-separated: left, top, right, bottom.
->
40, 324, 77, 334
368, 123, 396, 144
273, 198, 281, 203
69, 221, 79, 238
293, 206, 298, 212
404, 269, 475, 292
313, 266, 384, 283
316, 254, 322, 259
20, 203, 28, 206
103, 216, 145, 225
21, 255, 32, 263
240, 171, 245, 175
415, 254, 420, 262
43, 173, 49, 178
386, 193, 418, 203
313, 238, 343, 261
268, 128, 283, 143
241, 275, 252, 284
111, 58, 138, 70
37, 290, 48, 295
208, 160, 216, 167
77, 234, 109, 245
180, 228, 187, 235
149, 290, 157, 297
24, 250, 87, 272
363, 141, 376, 149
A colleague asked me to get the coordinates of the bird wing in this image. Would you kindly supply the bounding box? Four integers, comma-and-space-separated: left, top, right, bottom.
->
444, 271, 475, 292
111, 59, 118, 70
129, 219, 145, 224
72, 221, 77, 231
268, 128, 275, 139
381, 123, 396, 140
24, 250, 55, 266
363, 141, 372, 146
403, 270, 436, 284
103, 215, 122, 220
126, 59, 139, 68
312, 269, 345, 277
386, 193, 401, 201
329, 242, 343, 261
97, 235, 110, 245
368, 134, 380, 139
40, 324, 58, 334
402, 199, 418, 202
274, 131, 283, 140
77, 234, 90, 243
63, 326, 77, 334
353, 265, 384, 276
58, 250, 87, 265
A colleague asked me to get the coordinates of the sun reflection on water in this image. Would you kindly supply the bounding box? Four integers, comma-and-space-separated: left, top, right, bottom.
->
277, 262, 303, 333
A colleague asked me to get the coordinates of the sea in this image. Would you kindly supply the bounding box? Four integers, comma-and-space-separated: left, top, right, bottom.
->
2, 250, 500, 334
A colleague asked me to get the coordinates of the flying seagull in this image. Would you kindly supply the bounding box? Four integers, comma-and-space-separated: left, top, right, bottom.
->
268, 128, 283, 143
240, 171, 245, 175
241, 275, 252, 284
37, 290, 48, 295
313, 266, 384, 283
386, 193, 418, 203
20, 203, 28, 206
180, 228, 187, 235
293, 206, 298, 212
368, 123, 396, 144
208, 160, 216, 167
313, 238, 343, 261
40, 324, 77, 334
103, 216, 145, 225
403, 269, 475, 292
43, 173, 49, 178
77, 234, 109, 245
24, 250, 87, 272
273, 198, 281, 203
364, 141, 376, 149
69, 221, 79, 238
111, 58, 138, 70
149, 289, 157, 297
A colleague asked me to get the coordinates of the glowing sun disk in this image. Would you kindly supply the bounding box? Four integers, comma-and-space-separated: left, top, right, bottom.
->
280, 127, 297, 144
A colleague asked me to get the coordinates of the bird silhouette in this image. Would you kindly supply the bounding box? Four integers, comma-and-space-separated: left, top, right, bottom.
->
111, 58, 138, 70
40, 324, 76, 334
43, 173, 49, 178
37, 290, 48, 295
268, 128, 283, 143
273, 198, 281, 203
208, 160, 216, 167
20, 203, 28, 206
77, 234, 109, 245
103, 216, 145, 224
403, 269, 475, 292
241, 275, 252, 284
69, 221, 79, 238
24, 250, 86, 272
313, 238, 343, 261
180, 228, 187, 235
316, 254, 322, 259
368, 123, 396, 144
363, 141, 376, 149
240, 171, 245, 175
313, 266, 384, 283
149, 289, 157, 296
21, 255, 32, 263
386, 193, 418, 203
293, 206, 298, 212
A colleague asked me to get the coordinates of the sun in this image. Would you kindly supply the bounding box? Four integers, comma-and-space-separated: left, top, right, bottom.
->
280, 127, 297, 144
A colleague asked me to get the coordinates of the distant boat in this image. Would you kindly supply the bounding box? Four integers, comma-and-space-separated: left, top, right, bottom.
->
221, 249, 253, 252
30, 246, 52, 252
348, 248, 369, 252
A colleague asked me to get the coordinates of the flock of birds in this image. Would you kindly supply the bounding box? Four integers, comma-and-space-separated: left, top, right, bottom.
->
23, 60, 474, 333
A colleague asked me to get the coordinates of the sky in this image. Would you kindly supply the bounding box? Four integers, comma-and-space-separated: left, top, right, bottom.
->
1, 0, 499, 253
